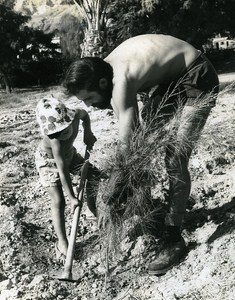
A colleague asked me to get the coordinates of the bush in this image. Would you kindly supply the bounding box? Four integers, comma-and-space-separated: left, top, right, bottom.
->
11, 57, 74, 88
206, 49, 235, 74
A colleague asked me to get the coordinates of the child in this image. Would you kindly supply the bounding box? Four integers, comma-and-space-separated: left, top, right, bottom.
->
35, 97, 98, 263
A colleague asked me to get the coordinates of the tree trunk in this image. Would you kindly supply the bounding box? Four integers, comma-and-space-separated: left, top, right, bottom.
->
0, 69, 12, 93
81, 28, 104, 57
73, 0, 109, 58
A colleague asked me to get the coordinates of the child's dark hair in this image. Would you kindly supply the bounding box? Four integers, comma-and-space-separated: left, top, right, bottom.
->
63, 57, 113, 95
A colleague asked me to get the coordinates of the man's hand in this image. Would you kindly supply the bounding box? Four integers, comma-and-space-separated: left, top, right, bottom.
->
96, 198, 110, 230
70, 196, 82, 214
97, 209, 109, 230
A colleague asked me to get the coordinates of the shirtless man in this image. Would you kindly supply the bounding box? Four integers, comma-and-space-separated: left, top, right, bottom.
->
64, 34, 219, 275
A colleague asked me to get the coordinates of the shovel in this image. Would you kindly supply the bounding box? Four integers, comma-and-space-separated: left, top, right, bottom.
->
58, 147, 90, 282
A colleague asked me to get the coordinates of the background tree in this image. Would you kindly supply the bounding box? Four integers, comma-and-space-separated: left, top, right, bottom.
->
107, 0, 235, 50
106, 0, 151, 52
14, 0, 111, 58
70, 0, 110, 57
25, 2, 84, 58
0, 4, 61, 92
3, 0, 235, 87
0, 0, 15, 9
14, 0, 235, 59
14, 0, 110, 58
145, 0, 235, 48
0, 4, 29, 92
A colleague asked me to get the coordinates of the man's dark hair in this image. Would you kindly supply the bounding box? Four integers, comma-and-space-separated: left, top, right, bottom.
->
63, 57, 113, 95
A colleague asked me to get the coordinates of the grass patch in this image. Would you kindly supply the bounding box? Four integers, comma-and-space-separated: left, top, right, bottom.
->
0, 92, 26, 109
219, 81, 235, 93
0, 86, 66, 110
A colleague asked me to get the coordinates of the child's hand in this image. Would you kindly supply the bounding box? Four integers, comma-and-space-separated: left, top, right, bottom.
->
84, 130, 97, 150
70, 196, 82, 214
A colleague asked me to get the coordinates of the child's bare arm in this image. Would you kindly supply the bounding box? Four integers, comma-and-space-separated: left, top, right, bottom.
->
78, 109, 97, 149
50, 139, 81, 211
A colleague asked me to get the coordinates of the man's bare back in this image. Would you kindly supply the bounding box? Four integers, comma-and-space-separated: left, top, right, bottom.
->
105, 34, 200, 93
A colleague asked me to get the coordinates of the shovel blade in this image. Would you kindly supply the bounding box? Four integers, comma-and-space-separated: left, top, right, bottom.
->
58, 270, 75, 282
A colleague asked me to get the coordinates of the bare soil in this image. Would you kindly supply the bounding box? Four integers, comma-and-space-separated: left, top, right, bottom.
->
0, 77, 234, 300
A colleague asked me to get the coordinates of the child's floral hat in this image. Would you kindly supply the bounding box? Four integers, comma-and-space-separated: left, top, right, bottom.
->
36, 97, 75, 135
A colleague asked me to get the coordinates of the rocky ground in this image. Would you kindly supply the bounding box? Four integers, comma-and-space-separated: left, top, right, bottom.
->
0, 77, 234, 300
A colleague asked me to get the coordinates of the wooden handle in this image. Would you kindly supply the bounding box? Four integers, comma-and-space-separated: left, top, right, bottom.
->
62, 205, 82, 280
60, 147, 90, 280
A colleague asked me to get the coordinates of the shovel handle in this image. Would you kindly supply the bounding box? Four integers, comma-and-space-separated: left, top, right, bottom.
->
84, 146, 91, 161
60, 147, 90, 280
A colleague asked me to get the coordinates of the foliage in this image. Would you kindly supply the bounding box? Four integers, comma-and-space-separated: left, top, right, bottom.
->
0, 5, 29, 65
0, 0, 15, 9
144, 0, 235, 48
206, 49, 235, 74
106, 0, 151, 51
70, 0, 111, 57
13, 57, 73, 87
26, 2, 84, 58
59, 14, 84, 58
72, 0, 110, 31
4, 0, 235, 84
106, 0, 235, 51
0, 4, 29, 91
19, 27, 59, 61
12, 0, 235, 59
0, 4, 62, 91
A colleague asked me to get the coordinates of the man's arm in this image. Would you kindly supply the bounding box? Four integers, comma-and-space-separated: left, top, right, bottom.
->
112, 79, 139, 149
101, 80, 139, 210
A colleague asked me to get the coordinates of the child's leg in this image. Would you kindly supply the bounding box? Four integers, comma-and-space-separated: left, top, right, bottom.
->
35, 149, 68, 260
48, 185, 68, 256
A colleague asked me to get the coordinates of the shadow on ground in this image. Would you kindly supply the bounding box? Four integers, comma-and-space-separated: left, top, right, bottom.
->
184, 197, 235, 243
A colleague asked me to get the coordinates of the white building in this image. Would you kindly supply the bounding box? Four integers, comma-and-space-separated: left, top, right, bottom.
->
212, 36, 235, 50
